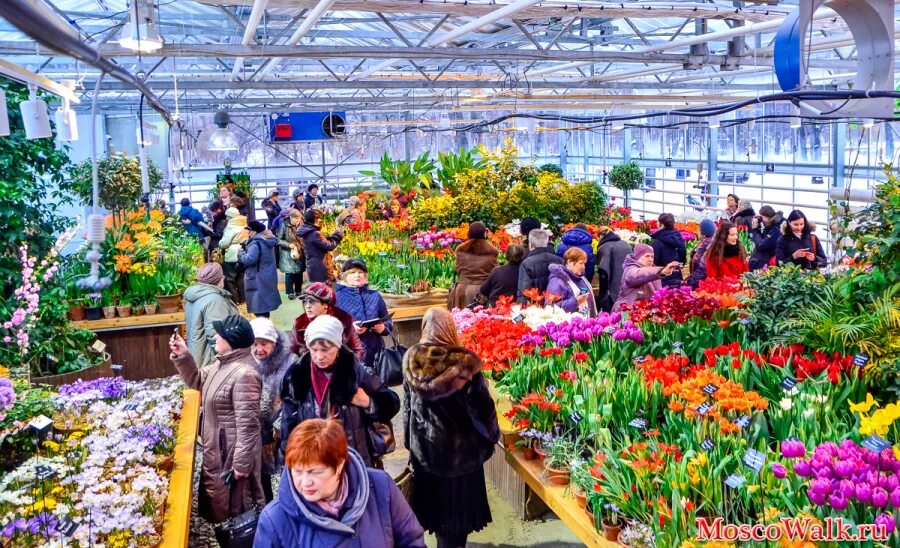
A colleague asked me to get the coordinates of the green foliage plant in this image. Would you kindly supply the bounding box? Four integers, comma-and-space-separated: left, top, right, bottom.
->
436, 147, 486, 194
360, 152, 436, 192
608, 161, 644, 192
69, 155, 163, 213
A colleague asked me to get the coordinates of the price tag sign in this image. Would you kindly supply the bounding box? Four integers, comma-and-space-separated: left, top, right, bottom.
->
58, 517, 78, 537
779, 376, 798, 392
569, 411, 584, 425
862, 434, 892, 453
702, 384, 719, 396
123, 403, 139, 411
672, 341, 683, 349
634, 356, 649, 365
701, 437, 714, 451
738, 318, 751, 326
513, 314, 525, 323
545, 385, 557, 397
34, 465, 58, 481
29, 415, 52, 433
742, 448, 766, 473
695, 402, 713, 416
603, 325, 616, 335
853, 353, 870, 368
725, 473, 746, 489
629, 418, 648, 430
91, 340, 107, 353
734, 415, 751, 430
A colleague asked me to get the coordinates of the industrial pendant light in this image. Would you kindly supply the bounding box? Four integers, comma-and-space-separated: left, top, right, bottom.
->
789, 106, 802, 129
119, 0, 163, 53
20, 86, 51, 140
54, 81, 78, 142
207, 110, 239, 152
708, 115, 721, 129
0, 89, 9, 137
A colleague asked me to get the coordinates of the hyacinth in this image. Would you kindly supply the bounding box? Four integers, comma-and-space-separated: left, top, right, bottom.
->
58, 376, 127, 401
531, 313, 644, 347
622, 286, 721, 324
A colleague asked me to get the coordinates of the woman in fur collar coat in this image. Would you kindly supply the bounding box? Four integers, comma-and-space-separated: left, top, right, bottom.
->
448, 222, 499, 310
403, 307, 500, 548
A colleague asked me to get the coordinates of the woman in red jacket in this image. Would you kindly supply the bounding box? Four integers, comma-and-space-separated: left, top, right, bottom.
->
706, 221, 749, 279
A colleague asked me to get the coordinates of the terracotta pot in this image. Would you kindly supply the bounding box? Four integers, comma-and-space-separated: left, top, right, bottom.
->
522, 445, 536, 461
574, 490, 587, 510
67, 304, 85, 321
546, 467, 570, 486
155, 293, 182, 314
144, 304, 158, 315
132, 305, 145, 316
84, 307, 103, 321
602, 521, 622, 542
535, 446, 548, 462
116, 305, 132, 318
102, 306, 117, 319
156, 454, 174, 473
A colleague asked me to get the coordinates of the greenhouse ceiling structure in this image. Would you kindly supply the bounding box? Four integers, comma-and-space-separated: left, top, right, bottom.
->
0, 0, 891, 118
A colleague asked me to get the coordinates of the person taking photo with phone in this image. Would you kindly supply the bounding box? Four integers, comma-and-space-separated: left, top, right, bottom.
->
776, 209, 827, 270
612, 244, 680, 312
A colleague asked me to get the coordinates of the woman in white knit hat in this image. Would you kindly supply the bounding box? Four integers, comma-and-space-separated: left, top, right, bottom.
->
278, 315, 400, 467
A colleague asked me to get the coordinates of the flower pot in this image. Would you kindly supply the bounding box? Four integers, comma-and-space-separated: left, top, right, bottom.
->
574, 490, 587, 510
535, 446, 548, 463
67, 304, 85, 321
132, 305, 145, 316
155, 293, 182, 314
522, 445, 536, 461
116, 305, 132, 318
102, 306, 117, 319
33, 352, 112, 388
546, 467, 570, 486
602, 521, 622, 542
84, 307, 103, 321
144, 303, 158, 315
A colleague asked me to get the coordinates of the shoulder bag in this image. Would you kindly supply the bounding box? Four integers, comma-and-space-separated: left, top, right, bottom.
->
214, 505, 261, 548
373, 332, 406, 387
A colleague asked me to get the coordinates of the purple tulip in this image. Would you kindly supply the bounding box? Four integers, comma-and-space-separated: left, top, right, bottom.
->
829, 492, 848, 511
781, 440, 807, 459
794, 460, 812, 477
872, 487, 889, 508
856, 483, 873, 504
834, 460, 854, 479
890, 476, 900, 492
839, 480, 856, 499
876, 513, 897, 534
771, 463, 787, 479
808, 489, 827, 506
810, 478, 833, 498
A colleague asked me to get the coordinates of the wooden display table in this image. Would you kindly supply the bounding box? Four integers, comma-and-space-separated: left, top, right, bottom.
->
71, 313, 185, 380
160, 388, 200, 548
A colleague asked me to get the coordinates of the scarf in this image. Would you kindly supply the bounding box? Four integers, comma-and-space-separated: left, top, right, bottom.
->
724, 243, 741, 258
310, 363, 335, 409
316, 474, 349, 517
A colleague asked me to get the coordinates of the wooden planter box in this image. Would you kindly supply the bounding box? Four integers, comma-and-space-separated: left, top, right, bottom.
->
32, 353, 112, 387
381, 288, 449, 309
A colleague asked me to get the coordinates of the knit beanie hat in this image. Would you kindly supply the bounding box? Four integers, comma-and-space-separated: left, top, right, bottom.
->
250, 317, 279, 343
520, 217, 541, 238
303, 282, 335, 305
304, 315, 344, 348
212, 315, 255, 350
225, 207, 239, 218
468, 222, 488, 240
341, 259, 368, 274
632, 243, 654, 261
197, 262, 224, 285
699, 219, 716, 238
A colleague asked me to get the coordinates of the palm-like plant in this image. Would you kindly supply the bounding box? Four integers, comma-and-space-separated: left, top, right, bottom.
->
436, 147, 486, 193
360, 152, 436, 192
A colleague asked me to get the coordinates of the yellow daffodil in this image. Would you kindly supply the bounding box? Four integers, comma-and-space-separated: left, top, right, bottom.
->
849, 393, 879, 414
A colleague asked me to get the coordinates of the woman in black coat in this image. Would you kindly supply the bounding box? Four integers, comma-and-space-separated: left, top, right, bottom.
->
403, 307, 500, 548
478, 244, 526, 307
776, 209, 827, 270
651, 213, 687, 287
295, 209, 344, 283
748, 205, 783, 271
279, 315, 400, 468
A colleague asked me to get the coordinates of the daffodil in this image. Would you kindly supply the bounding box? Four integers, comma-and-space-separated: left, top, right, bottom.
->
849, 393, 879, 414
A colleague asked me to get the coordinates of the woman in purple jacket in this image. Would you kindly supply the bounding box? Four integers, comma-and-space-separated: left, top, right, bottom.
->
254, 419, 424, 548
612, 244, 680, 312
546, 247, 597, 317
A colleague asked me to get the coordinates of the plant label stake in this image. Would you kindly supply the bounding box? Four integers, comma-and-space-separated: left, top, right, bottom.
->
634, 356, 648, 365
701, 437, 714, 451
702, 384, 719, 395
779, 376, 798, 393
545, 385, 557, 398
34, 464, 58, 482
738, 318, 751, 326
742, 449, 766, 473
628, 417, 648, 430
733, 415, 751, 430
111, 364, 123, 377
853, 353, 870, 368
569, 411, 584, 425
725, 473, 746, 489
695, 402, 713, 416
91, 340, 107, 353
29, 415, 52, 437
862, 434, 892, 453
58, 517, 78, 537
513, 314, 525, 323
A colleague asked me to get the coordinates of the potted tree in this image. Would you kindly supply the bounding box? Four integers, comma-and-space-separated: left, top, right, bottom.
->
608, 161, 644, 208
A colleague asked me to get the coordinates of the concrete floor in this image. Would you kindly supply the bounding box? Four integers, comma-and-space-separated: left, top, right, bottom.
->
270, 292, 583, 547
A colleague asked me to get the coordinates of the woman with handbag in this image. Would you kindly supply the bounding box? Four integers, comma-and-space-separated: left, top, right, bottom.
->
335, 259, 394, 370
280, 315, 400, 468
776, 209, 827, 270
277, 209, 305, 300
403, 307, 500, 548
168, 315, 266, 547
254, 419, 425, 547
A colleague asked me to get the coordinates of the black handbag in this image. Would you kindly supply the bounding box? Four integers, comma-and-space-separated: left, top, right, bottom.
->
214, 506, 261, 548
373, 333, 406, 387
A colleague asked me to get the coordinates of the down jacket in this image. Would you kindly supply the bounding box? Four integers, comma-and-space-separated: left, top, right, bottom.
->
253, 449, 425, 548
651, 229, 686, 287
556, 227, 595, 280
402, 344, 499, 477
612, 255, 664, 312
172, 347, 265, 524
296, 223, 343, 283
279, 346, 401, 467
239, 232, 282, 315
517, 247, 563, 303
335, 284, 394, 369
182, 283, 239, 369
596, 232, 632, 308
254, 330, 301, 476
545, 263, 597, 316
448, 239, 499, 310
219, 215, 248, 263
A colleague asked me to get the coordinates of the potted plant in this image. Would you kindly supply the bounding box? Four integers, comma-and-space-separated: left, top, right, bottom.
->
144, 295, 158, 316
117, 291, 134, 318
618, 521, 655, 547
601, 503, 623, 542
585, 490, 603, 527
569, 462, 593, 510
608, 161, 644, 207
154, 256, 189, 313
544, 436, 577, 486
69, 154, 163, 217
101, 287, 118, 319
83, 292, 103, 321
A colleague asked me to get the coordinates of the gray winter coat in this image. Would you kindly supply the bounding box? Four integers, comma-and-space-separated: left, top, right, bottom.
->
183, 283, 240, 369
239, 232, 283, 315
597, 233, 632, 307
276, 221, 305, 275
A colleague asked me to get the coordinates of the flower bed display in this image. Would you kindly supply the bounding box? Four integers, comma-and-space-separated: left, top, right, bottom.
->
0, 375, 185, 546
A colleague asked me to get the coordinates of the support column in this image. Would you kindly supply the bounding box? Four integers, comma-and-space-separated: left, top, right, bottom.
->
832, 121, 846, 188
708, 127, 719, 208
559, 123, 568, 176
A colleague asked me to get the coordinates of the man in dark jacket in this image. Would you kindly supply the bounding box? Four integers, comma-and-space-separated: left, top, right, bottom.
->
519, 217, 542, 246
261, 190, 282, 230
178, 198, 210, 240
596, 228, 633, 311
557, 224, 595, 282
517, 229, 563, 303
296, 209, 343, 283
651, 213, 687, 287
749, 205, 783, 271
238, 220, 282, 317
304, 183, 323, 210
